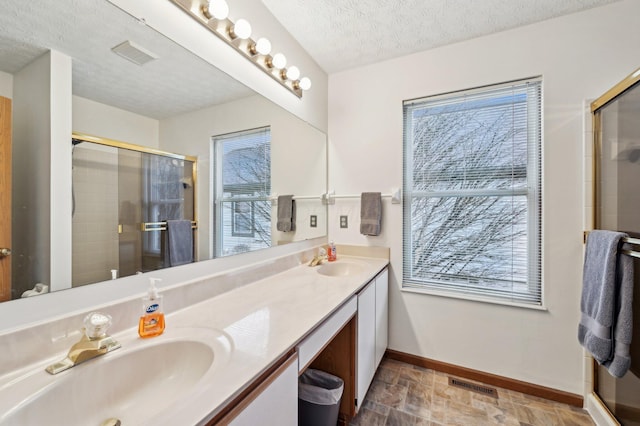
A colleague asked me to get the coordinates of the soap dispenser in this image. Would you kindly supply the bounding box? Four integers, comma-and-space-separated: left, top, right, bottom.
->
138, 278, 165, 338
327, 241, 337, 262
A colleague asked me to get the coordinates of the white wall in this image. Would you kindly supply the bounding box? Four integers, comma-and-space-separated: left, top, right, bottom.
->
159, 94, 326, 259
13, 52, 51, 295
0, 71, 12, 99
12, 50, 72, 296
328, 0, 640, 395
49, 50, 73, 293
72, 96, 159, 147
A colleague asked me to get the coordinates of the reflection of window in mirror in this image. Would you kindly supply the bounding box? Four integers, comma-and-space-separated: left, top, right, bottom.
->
232, 201, 255, 238
214, 127, 271, 257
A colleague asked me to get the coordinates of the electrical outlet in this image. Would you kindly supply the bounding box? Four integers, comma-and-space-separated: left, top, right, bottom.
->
310, 215, 317, 228
340, 215, 348, 228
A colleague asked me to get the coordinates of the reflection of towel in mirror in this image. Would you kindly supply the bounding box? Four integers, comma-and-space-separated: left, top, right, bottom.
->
579, 230, 634, 378
166, 220, 193, 267
276, 195, 296, 232
360, 192, 382, 236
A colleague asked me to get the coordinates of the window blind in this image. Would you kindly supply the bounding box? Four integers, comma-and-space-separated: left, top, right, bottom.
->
213, 127, 271, 257
402, 78, 542, 305
215, 127, 271, 197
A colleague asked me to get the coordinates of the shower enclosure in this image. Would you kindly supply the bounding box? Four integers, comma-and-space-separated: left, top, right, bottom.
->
71, 134, 195, 286
593, 68, 640, 425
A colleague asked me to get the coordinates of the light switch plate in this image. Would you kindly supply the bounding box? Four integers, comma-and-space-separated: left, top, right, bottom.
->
340, 215, 348, 228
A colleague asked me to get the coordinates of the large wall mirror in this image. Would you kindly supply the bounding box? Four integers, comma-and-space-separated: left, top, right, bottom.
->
0, 0, 327, 303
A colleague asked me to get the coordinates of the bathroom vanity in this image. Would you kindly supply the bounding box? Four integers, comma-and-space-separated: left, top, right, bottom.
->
0, 246, 388, 425
193, 254, 389, 425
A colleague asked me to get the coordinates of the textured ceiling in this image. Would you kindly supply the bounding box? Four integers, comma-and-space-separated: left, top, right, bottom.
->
0, 0, 253, 119
261, 0, 621, 73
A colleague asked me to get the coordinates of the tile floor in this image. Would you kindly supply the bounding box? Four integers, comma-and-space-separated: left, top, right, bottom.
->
350, 358, 594, 426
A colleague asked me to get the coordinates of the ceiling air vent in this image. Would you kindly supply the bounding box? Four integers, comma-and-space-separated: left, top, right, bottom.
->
111, 40, 158, 66
448, 377, 498, 398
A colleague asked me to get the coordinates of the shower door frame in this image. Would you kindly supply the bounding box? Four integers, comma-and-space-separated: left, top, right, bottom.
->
71, 131, 198, 276
590, 65, 640, 425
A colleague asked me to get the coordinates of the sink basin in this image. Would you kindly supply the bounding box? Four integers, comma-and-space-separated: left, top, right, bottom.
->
317, 260, 365, 277
0, 328, 232, 425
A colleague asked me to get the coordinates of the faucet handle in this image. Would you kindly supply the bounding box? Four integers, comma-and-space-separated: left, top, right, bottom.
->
83, 312, 113, 339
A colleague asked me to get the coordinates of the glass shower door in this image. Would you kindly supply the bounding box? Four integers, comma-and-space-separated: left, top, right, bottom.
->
71, 142, 120, 286
72, 137, 195, 284
117, 148, 143, 277
594, 79, 640, 426
139, 153, 194, 271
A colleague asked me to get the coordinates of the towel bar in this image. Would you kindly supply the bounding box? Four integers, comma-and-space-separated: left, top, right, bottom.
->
323, 188, 402, 205
140, 221, 197, 232
621, 249, 640, 259
584, 230, 640, 258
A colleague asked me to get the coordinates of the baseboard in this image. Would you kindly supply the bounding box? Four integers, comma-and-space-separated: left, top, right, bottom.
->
586, 392, 620, 426
385, 349, 583, 407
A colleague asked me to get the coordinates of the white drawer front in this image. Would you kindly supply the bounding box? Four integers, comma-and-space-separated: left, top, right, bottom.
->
297, 296, 357, 372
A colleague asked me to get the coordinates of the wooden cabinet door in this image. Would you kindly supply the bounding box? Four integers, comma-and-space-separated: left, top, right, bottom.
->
0, 96, 11, 302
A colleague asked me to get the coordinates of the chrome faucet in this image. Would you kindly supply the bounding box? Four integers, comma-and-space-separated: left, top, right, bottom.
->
46, 312, 121, 375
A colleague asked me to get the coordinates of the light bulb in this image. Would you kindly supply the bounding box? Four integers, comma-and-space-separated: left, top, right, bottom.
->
286, 66, 300, 81
271, 53, 286, 69
299, 77, 312, 91
204, 0, 228, 20
255, 37, 271, 55
231, 19, 252, 39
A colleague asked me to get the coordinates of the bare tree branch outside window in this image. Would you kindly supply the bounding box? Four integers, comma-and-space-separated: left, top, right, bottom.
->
217, 129, 272, 256
404, 81, 542, 303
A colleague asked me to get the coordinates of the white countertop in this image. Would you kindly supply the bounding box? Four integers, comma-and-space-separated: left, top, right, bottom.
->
147, 255, 388, 425
0, 250, 388, 426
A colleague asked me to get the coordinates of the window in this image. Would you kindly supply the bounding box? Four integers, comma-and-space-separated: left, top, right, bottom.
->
214, 127, 271, 257
402, 78, 542, 305
231, 200, 254, 237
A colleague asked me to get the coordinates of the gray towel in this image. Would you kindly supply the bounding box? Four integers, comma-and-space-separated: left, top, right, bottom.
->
602, 240, 634, 378
166, 220, 193, 267
579, 230, 634, 377
360, 192, 382, 236
276, 195, 296, 232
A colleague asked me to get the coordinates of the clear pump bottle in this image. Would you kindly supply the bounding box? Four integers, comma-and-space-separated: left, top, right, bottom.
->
138, 278, 165, 338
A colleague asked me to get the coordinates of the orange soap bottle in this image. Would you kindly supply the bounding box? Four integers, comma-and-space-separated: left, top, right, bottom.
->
138, 277, 165, 338
327, 241, 337, 262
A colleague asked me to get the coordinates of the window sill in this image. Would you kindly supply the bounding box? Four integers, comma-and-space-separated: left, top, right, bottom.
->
401, 285, 547, 311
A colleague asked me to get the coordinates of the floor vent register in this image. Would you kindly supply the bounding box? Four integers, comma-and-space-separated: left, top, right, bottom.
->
448, 377, 498, 398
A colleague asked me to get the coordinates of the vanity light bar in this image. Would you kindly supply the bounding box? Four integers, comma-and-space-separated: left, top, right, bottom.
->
169, 0, 311, 98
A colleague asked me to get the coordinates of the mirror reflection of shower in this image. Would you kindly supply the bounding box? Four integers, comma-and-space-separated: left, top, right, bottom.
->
628, 148, 640, 163
71, 137, 195, 286
71, 138, 84, 217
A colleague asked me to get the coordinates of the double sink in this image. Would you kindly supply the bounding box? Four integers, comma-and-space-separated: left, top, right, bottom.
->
0, 258, 366, 425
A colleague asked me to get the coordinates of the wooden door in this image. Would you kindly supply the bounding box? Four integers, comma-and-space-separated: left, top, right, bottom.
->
0, 96, 11, 301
